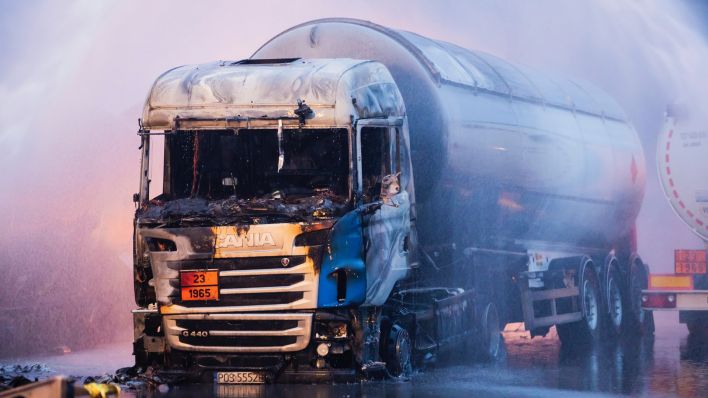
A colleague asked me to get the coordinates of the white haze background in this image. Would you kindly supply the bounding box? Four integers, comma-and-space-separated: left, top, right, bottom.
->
0, 0, 706, 354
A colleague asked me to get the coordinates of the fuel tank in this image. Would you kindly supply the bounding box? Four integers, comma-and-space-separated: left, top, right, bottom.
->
253, 18, 645, 253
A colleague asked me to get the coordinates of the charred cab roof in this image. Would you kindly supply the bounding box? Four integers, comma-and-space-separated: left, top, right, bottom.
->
141, 58, 405, 130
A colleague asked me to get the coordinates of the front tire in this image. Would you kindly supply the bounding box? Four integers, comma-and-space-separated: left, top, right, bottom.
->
385, 323, 412, 377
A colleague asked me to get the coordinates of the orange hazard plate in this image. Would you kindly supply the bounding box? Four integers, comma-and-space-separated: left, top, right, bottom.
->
181, 286, 219, 301
180, 270, 219, 301
675, 250, 707, 274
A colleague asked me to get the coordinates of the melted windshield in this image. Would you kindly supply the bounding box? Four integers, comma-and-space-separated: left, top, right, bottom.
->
160, 128, 350, 200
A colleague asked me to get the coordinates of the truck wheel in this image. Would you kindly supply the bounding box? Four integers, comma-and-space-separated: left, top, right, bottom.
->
385, 323, 412, 377
557, 265, 604, 346
606, 268, 624, 337
472, 302, 503, 362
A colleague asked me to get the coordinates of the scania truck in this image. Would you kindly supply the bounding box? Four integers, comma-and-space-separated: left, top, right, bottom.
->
131, 18, 652, 382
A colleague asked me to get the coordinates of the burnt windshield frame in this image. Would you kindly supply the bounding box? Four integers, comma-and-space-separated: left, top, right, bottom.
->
156, 127, 352, 202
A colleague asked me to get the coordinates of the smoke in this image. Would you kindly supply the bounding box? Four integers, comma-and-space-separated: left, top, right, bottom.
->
0, 0, 705, 355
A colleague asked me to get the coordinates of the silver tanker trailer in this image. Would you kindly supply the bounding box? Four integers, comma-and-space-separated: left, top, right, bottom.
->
131, 18, 651, 383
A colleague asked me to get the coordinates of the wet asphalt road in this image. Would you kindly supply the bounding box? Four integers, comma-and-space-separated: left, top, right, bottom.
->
3, 312, 707, 397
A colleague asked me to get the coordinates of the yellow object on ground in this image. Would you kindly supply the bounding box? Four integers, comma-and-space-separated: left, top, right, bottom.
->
81, 383, 120, 398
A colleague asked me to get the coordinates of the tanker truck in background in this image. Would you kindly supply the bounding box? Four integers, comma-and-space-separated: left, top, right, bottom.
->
641, 104, 708, 337
131, 18, 652, 383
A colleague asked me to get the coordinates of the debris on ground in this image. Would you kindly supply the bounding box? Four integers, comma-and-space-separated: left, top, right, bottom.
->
0, 363, 52, 392
1, 363, 52, 374
0, 363, 179, 394
0, 374, 34, 391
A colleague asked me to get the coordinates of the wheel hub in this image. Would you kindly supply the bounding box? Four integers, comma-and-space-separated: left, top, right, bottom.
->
583, 279, 599, 330
484, 304, 501, 358
609, 277, 623, 328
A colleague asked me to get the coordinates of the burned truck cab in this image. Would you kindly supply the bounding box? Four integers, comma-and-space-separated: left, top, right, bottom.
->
132, 58, 414, 381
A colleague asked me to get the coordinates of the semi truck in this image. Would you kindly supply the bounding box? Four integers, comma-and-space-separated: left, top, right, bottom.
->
641, 104, 708, 337
131, 18, 652, 383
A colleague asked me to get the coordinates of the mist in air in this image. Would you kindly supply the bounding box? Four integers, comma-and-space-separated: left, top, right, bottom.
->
0, 0, 706, 355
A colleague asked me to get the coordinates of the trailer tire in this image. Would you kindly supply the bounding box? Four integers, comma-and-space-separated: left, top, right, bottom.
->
471, 302, 504, 362
625, 258, 654, 336
606, 267, 624, 338
557, 264, 604, 346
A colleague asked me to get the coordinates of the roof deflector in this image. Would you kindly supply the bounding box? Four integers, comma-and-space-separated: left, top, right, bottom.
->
232, 58, 301, 65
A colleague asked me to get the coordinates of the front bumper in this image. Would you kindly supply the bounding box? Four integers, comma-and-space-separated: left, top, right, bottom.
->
134, 309, 357, 383
160, 313, 357, 383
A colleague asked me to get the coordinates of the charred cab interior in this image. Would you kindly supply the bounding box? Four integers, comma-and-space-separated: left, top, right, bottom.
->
135, 127, 357, 226
160, 128, 350, 201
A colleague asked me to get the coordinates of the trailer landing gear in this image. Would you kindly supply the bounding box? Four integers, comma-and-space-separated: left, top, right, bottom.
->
681, 311, 708, 339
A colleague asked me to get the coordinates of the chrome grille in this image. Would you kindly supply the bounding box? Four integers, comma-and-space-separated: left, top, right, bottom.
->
168, 254, 318, 313
164, 313, 312, 353
168, 256, 307, 272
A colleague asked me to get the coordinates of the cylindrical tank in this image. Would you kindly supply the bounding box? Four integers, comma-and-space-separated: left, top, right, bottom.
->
253, 18, 645, 253
657, 105, 708, 242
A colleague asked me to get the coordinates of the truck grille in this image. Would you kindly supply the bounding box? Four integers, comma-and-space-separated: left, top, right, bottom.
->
164, 313, 312, 353
180, 335, 297, 347
219, 274, 305, 289
176, 319, 299, 331
169, 256, 307, 271
166, 254, 318, 313
178, 292, 304, 307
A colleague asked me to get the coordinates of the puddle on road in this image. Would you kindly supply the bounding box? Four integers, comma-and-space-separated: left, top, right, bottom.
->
2, 315, 707, 397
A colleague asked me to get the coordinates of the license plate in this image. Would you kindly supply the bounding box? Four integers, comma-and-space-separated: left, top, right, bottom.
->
215, 371, 265, 384
180, 270, 219, 301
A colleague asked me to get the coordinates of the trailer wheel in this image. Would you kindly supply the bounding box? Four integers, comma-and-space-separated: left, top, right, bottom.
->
557, 265, 604, 346
471, 302, 503, 362
625, 258, 654, 336
385, 323, 412, 377
606, 268, 624, 337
